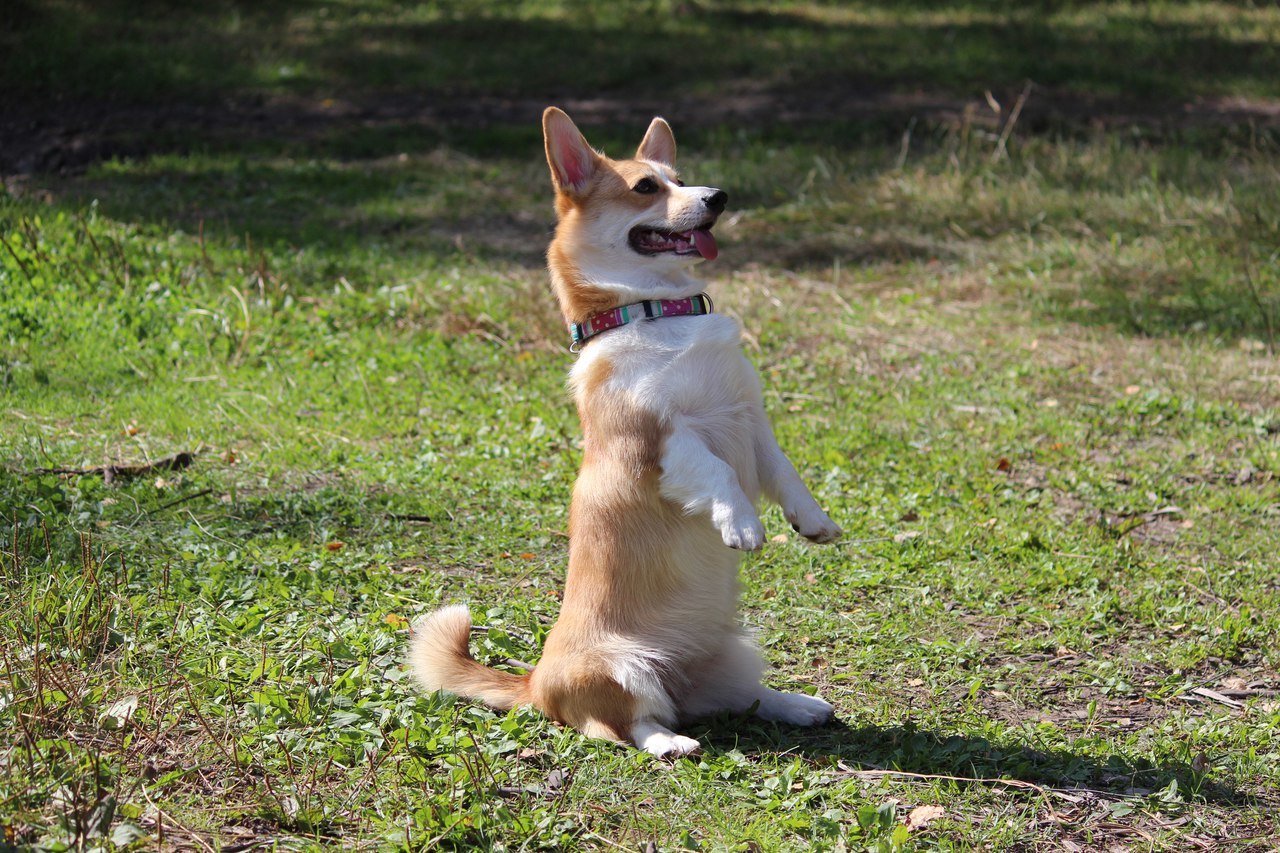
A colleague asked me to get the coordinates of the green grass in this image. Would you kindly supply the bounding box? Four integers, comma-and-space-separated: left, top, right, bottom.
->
7, 0, 1280, 105
4, 1, 1280, 850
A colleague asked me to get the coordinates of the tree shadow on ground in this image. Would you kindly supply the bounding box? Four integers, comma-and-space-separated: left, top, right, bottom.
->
5, 1, 1279, 346
5, 0, 1279, 173
703, 717, 1254, 809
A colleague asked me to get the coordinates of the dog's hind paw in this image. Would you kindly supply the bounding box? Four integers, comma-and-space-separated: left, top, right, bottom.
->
633, 721, 703, 759
650, 734, 703, 759
755, 690, 835, 727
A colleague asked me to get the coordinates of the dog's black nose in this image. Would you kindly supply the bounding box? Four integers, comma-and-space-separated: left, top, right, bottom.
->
704, 189, 727, 214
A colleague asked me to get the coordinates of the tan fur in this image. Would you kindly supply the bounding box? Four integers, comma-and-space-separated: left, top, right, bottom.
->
410, 605, 531, 710
411, 107, 840, 758
542, 114, 689, 324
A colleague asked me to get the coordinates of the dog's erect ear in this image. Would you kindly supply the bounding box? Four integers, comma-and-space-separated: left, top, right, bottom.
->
636, 117, 677, 168
543, 107, 599, 196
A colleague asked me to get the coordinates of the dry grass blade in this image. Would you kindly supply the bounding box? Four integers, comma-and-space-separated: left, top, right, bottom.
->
33, 452, 198, 485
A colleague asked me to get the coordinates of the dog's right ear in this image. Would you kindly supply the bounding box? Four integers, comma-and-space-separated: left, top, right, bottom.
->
543, 107, 598, 196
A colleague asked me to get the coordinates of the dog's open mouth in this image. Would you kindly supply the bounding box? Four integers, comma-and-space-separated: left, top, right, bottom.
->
628, 226, 719, 261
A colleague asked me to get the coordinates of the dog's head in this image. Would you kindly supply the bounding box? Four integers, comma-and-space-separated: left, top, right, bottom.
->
542, 107, 726, 321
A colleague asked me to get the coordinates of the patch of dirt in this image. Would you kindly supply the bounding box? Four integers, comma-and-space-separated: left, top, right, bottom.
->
4, 85, 1280, 178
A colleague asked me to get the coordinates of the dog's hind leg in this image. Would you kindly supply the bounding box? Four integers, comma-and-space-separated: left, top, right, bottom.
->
537, 643, 704, 757
752, 686, 835, 726
680, 633, 835, 726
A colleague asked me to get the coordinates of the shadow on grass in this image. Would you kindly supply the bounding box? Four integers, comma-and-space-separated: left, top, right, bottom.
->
5, 0, 1280, 173
705, 717, 1254, 808
5, 1, 1279, 345
6, 0, 1279, 108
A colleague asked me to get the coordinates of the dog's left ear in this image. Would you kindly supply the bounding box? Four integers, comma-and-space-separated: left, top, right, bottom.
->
636, 117, 677, 168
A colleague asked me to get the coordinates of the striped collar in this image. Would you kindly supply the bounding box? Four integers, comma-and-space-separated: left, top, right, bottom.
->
569, 293, 714, 351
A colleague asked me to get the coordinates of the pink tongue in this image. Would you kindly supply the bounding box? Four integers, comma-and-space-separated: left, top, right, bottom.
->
691, 229, 718, 261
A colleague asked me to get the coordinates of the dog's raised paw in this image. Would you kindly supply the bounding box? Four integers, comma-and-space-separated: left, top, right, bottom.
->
800, 521, 842, 544
713, 504, 765, 551
789, 511, 842, 544
724, 523, 765, 551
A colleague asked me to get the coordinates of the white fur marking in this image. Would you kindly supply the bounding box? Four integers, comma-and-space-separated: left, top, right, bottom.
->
632, 720, 702, 758
754, 689, 835, 726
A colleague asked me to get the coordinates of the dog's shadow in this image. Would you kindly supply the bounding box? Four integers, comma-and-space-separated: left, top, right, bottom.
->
695, 715, 1251, 808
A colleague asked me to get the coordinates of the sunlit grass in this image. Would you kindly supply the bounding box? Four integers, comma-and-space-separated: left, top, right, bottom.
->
3, 1, 1280, 849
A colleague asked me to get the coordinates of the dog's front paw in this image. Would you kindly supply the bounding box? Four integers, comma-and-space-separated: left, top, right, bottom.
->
713, 504, 765, 551
722, 522, 766, 551
788, 508, 842, 544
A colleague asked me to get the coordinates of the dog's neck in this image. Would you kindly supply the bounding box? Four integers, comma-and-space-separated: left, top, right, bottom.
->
569, 293, 714, 351
567, 253, 703, 302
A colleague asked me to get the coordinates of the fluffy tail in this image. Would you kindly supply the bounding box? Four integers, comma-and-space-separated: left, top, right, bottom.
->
409, 604, 532, 710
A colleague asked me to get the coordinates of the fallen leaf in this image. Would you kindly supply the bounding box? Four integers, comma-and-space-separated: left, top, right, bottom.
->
545, 768, 569, 791
996, 457, 1012, 472
893, 530, 921, 543
1191, 686, 1242, 708
326, 541, 344, 551
904, 804, 945, 831
384, 613, 408, 628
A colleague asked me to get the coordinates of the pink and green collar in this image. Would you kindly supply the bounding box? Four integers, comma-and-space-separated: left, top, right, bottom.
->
569, 293, 713, 351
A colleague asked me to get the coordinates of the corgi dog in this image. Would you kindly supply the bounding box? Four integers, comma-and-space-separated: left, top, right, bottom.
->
411, 107, 842, 758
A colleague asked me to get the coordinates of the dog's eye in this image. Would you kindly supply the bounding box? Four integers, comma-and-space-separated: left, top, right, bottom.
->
632, 178, 659, 194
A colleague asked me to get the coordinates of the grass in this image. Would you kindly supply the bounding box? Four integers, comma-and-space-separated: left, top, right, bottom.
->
7, 0, 1280, 105
4, 1, 1280, 850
